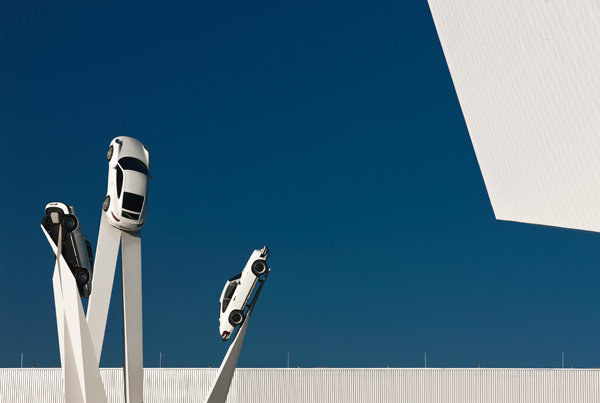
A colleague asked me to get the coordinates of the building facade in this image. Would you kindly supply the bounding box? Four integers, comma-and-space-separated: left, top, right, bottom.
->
2, 367, 600, 403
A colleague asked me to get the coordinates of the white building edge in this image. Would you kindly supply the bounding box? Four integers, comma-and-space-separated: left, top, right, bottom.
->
3, 368, 600, 403
427, 0, 600, 232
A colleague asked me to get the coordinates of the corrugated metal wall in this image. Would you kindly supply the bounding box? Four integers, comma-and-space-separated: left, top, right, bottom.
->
1, 368, 600, 402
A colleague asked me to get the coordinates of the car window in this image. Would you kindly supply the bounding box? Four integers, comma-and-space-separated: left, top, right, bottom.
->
116, 165, 123, 198
222, 283, 238, 313
123, 192, 145, 213
85, 238, 94, 265
118, 157, 149, 175
85, 238, 94, 270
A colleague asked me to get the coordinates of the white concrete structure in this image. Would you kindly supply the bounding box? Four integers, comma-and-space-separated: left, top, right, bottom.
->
86, 213, 144, 403
42, 222, 107, 403
428, 0, 600, 232
43, 208, 144, 403
2, 368, 600, 403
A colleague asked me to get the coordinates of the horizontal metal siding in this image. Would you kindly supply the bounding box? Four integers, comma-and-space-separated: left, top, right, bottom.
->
1, 368, 600, 402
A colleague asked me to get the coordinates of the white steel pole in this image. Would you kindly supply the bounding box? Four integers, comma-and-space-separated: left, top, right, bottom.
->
86, 213, 122, 362
121, 230, 144, 403
44, 223, 107, 403
204, 270, 270, 403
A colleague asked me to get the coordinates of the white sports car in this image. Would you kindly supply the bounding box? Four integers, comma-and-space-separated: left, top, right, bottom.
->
219, 246, 270, 341
42, 202, 94, 298
103, 136, 151, 232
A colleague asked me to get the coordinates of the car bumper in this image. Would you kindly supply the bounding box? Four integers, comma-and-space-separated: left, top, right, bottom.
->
107, 211, 145, 232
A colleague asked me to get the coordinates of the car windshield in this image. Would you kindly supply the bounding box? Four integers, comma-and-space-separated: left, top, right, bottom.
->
228, 273, 242, 282
222, 282, 238, 313
118, 157, 148, 175
123, 192, 145, 213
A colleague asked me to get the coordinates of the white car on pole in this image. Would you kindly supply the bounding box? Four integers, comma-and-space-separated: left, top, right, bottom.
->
102, 136, 151, 232
219, 246, 270, 341
42, 202, 94, 298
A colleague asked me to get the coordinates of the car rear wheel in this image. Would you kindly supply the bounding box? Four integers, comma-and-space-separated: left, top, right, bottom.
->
74, 268, 90, 285
107, 145, 114, 161
251, 260, 267, 277
229, 310, 245, 327
62, 215, 78, 232
103, 196, 110, 212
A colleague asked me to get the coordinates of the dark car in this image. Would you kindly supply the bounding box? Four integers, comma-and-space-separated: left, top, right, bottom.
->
42, 202, 94, 298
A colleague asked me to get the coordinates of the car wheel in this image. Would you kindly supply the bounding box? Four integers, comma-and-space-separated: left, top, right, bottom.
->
103, 196, 110, 212
74, 268, 90, 285
251, 260, 267, 277
62, 215, 78, 232
228, 310, 245, 327
107, 145, 114, 161
41, 215, 53, 231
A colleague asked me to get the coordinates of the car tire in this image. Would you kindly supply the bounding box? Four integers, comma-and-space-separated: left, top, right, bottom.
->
107, 145, 114, 161
103, 196, 110, 212
251, 260, 267, 277
228, 310, 245, 327
41, 215, 53, 231
62, 215, 78, 232
74, 268, 90, 285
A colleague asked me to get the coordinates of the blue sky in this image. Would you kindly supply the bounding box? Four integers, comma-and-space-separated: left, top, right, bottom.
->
1, 0, 599, 370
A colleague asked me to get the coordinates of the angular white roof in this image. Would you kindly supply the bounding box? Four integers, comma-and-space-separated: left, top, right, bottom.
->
428, 0, 600, 232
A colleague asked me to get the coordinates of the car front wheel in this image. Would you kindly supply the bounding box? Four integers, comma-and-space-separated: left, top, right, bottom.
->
229, 310, 245, 327
103, 196, 110, 212
62, 215, 78, 232
74, 268, 90, 285
107, 145, 114, 161
251, 260, 267, 277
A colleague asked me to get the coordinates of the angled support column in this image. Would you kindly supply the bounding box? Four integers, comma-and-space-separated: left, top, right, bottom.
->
50, 223, 84, 403
204, 270, 270, 403
86, 213, 122, 362
84, 213, 145, 403
121, 230, 144, 403
43, 225, 107, 403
